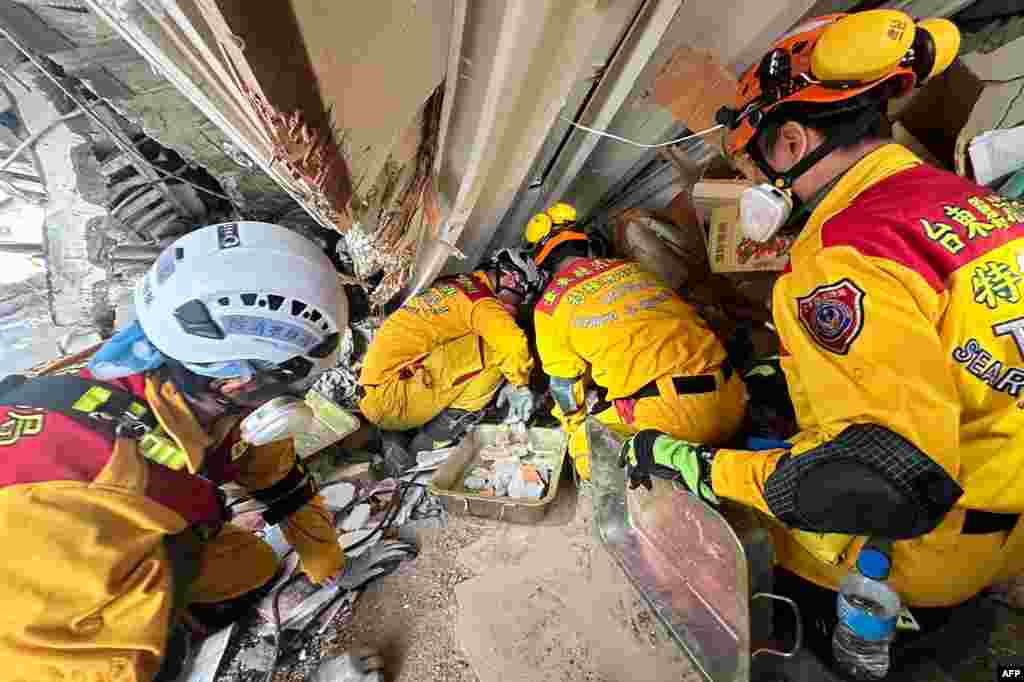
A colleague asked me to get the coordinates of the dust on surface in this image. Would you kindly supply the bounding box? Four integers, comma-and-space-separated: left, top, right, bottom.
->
323, 515, 487, 682
246, 480, 701, 682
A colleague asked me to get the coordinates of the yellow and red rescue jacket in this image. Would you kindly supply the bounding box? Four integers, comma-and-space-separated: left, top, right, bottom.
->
713, 144, 1024, 606
0, 363, 341, 681
359, 271, 533, 389
534, 257, 726, 399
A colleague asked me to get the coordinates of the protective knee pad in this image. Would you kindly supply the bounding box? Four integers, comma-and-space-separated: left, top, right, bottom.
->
764, 424, 962, 539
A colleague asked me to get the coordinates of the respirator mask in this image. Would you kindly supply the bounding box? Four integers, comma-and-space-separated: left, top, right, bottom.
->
737, 104, 881, 243
740, 184, 796, 242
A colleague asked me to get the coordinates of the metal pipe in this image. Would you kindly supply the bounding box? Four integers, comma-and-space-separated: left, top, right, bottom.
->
0, 242, 42, 255
83, 0, 332, 230
0, 109, 84, 173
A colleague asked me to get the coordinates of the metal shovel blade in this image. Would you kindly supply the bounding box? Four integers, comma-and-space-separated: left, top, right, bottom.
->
587, 419, 750, 682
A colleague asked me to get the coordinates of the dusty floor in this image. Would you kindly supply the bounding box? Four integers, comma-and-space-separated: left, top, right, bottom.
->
328, 516, 487, 682
233, 477, 1024, 682
256, 479, 699, 682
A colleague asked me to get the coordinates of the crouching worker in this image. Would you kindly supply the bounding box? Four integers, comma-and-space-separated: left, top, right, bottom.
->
624, 10, 1024, 673
527, 203, 748, 480
0, 222, 369, 681
358, 248, 544, 465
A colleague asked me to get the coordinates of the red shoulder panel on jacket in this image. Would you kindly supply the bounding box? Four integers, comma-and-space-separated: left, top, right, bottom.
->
448, 274, 496, 303
0, 368, 150, 488
534, 258, 622, 314
820, 165, 1024, 292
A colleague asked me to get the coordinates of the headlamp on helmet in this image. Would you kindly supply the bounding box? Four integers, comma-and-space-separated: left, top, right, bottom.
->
713, 10, 960, 241
489, 248, 546, 303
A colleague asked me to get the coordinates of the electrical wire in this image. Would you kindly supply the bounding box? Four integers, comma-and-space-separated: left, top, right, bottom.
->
264, 572, 301, 682
982, 73, 1024, 84
260, 479, 419, 682
559, 115, 725, 149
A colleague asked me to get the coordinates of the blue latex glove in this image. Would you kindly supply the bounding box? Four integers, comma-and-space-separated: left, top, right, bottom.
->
496, 384, 539, 422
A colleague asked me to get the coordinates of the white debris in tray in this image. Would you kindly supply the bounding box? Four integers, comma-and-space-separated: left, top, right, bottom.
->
462, 459, 552, 499
493, 423, 530, 448
479, 445, 529, 461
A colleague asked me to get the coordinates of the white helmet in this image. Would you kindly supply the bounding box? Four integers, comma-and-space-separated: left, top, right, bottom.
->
134, 221, 347, 382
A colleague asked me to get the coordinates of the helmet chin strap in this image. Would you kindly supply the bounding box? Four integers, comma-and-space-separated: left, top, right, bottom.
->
749, 107, 881, 231
749, 107, 882, 192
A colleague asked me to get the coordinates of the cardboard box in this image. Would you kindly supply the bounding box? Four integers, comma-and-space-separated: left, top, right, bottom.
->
895, 36, 1024, 179
891, 121, 947, 169
707, 203, 794, 273
692, 179, 752, 218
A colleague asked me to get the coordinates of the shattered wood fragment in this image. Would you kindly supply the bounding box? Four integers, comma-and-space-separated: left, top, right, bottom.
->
246, 89, 353, 231
360, 82, 446, 308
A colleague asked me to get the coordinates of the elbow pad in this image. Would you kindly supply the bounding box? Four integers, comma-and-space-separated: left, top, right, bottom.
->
549, 376, 583, 416
763, 424, 963, 539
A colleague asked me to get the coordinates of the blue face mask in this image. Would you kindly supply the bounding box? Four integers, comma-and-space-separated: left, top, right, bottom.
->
89, 321, 261, 382
182, 359, 257, 382
89, 322, 166, 380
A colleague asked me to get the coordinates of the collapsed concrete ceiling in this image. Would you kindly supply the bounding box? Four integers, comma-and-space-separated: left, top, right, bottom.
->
80, 0, 832, 311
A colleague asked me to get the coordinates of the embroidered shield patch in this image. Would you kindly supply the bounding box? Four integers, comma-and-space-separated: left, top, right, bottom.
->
796, 279, 866, 355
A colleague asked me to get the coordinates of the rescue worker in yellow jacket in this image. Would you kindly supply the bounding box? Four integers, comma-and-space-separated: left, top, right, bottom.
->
359, 248, 544, 461
0, 222, 411, 682
527, 203, 748, 480
621, 9, 1024, 659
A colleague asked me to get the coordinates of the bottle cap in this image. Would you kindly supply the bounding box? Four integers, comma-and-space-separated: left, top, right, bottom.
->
857, 547, 891, 580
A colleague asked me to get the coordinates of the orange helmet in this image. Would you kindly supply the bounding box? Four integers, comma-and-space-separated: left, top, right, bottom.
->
717, 10, 960, 162
533, 229, 590, 270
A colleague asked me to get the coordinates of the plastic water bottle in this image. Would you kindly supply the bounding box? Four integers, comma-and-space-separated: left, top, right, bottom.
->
831, 540, 901, 680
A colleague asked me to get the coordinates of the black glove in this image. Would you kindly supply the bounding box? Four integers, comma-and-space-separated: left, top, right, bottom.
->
619, 429, 718, 504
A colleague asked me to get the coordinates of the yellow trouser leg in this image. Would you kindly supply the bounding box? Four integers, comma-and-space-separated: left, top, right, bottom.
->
189, 524, 279, 604
633, 372, 748, 445
449, 366, 505, 413
233, 439, 344, 584
360, 335, 502, 431
568, 372, 749, 481
361, 367, 505, 432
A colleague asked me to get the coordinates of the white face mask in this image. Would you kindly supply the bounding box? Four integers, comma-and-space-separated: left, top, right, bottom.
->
739, 184, 794, 242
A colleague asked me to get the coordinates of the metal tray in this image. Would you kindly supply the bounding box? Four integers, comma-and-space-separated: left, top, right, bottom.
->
429, 424, 568, 524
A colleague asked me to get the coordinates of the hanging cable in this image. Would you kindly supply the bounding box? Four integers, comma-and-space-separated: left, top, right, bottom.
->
559, 115, 725, 149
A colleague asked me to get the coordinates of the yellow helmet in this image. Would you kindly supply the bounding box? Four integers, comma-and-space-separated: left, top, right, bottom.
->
546, 202, 577, 226
525, 213, 554, 245
718, 10, 961, 159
